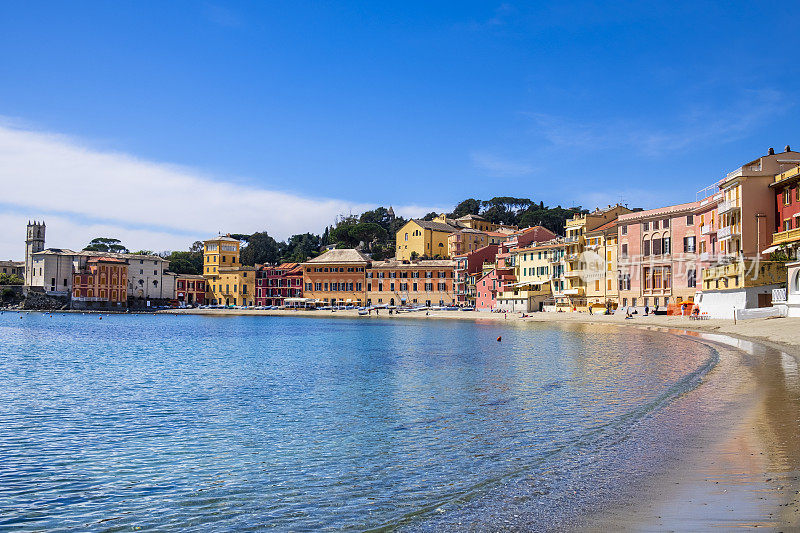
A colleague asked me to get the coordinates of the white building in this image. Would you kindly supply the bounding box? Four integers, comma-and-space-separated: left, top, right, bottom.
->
24, 222, 175, 303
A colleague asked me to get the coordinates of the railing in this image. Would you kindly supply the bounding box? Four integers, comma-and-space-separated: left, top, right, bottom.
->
563, 236, 579, 243
718, 199, 740, 214
700, 224, 715, 235
772, 227, 800, 246
717, 225, 739, 239
772, 288, 787, 303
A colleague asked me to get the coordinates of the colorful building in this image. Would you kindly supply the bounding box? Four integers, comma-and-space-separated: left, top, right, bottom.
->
396, 214, 519, 260
495, 241, 560, 312
768, 154, 800, 256
447, 229, 489, 257
617, 202, 699, 310
561, 205, 631, 309
71, 256, 128, 309
396, 219, 457, 260
175, 274, 206, 306
475, 268, 498, 311
366, 259, 455, 307
203, 235, 256, 306
453, 244, 499, 306
584, 220, 620, 309
0, 260, 24, 278
255, 263, 303, 307
302, 249, 370, 306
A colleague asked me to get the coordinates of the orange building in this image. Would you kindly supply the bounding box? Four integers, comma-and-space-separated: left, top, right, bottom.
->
72, 256, 128, 309
302, 249, 370, 306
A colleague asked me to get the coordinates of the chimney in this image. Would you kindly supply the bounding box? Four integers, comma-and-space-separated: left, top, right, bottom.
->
786, 145, 792, 152
768, 147, 775, 155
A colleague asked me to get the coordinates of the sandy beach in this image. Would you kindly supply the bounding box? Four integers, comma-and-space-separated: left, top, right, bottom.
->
162, 307, 800, 530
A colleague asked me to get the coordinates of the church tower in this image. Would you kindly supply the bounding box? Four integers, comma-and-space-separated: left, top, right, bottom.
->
25, 221, 45, 286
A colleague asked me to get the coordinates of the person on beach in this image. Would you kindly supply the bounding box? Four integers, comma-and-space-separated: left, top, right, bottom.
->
589, 306, 593, 315
644, 304, 649, 316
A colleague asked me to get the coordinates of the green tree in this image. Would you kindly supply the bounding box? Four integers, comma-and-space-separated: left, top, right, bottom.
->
84, 237, 129, 253
165, 250, 203, 275
240, 231, 281, 266
0, 273, 24, 285
281, 233, 322, 262
451, 198, 481, 218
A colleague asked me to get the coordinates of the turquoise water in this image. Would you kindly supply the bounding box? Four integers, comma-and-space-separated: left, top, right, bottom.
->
0, 312, 716, 530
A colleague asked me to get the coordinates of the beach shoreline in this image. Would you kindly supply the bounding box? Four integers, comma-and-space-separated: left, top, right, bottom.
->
160, 307, 800, 530
161, 306, 800, 358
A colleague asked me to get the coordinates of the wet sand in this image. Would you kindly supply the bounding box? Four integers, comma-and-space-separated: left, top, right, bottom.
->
163, 307, 800, 530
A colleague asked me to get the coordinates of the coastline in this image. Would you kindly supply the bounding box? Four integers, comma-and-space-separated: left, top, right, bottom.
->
161, 307, 800, 357
160, 307, 800, 530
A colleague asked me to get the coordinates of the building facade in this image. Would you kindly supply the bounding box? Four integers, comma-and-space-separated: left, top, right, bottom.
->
475, 268, 498, 311
366, 259, 455, 307
302, 249, 370, 306
255, 263, 303, 306
453, 244, 498, 306
203, 235, 257, 306
175, 274, 206, 306
617, 203, 699, 310
71, 256, 128, 309
769, 158, 800, 256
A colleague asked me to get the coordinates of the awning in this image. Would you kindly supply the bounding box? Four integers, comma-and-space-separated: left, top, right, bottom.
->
761, 245, 782, 254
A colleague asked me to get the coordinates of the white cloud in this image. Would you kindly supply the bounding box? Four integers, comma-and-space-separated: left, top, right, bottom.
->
470, 151, 534, 177
528, 89, 786, 157
0, 122, 446, 259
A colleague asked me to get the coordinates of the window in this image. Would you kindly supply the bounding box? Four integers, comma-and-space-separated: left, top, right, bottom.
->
686, 215, 694, 225
653, 220, 659, 230
643, 240, 650, 256
784, 188, 792, 206
688, 269, 696, 288
785, 219, 792, 231
643, 221, 649, 231
684, 236, 696, 253
652, 238, 662, 255
663, 237, 671, 255
621, 225, 627, 235
662, 218, 669, 228
621, 244, 628, 258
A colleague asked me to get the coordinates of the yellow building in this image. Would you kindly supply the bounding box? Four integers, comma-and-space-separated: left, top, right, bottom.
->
396, 219, 456, 260
584, 220, 620, 309
203, 235, 257, 306
495, 242, 559, 312
563, 205, 631, 308
396, 214, 519, 260
447, 229, 489, 257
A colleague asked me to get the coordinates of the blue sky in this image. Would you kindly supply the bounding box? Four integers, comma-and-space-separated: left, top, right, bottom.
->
1, 1, 799, 258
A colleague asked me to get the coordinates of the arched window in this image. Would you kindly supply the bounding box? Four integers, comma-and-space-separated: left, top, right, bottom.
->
793, 270, 800, 294
405, 233, 408, 241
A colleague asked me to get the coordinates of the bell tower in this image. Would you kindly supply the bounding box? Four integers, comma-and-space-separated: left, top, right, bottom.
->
25, 220, 45, 286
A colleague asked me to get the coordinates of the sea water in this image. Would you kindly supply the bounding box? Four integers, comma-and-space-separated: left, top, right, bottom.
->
0, 313, 716, 530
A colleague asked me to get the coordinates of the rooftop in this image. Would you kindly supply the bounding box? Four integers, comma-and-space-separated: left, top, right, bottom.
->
304, 248, 371, 264
370, 259, 455, 268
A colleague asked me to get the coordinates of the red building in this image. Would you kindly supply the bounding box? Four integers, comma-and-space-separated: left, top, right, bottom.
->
256, 262, 303, 306
72, 256, 128, 309
454, 244, 499, 305
770, 160, 800, 256
175, 274, 206, 305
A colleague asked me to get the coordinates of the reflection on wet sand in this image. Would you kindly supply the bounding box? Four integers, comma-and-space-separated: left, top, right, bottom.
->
585, 330, 800, 530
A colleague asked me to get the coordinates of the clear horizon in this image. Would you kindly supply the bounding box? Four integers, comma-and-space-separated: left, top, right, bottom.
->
1, 1, 799, 259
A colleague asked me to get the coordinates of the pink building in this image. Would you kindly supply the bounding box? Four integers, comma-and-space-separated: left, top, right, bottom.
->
454, 244, 498, 305
475, 268, 498, 311
617, 202, 699, 310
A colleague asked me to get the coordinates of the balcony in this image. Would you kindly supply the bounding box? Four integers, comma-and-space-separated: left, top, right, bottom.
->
772, 288, 787, 303
564, 270, 583, 278
772, 227, 800, 246
563, 288, 585, 296
700, 224, 715, 235
717, 199, 740, 214
717, 225, 740, 240
563, 236, 580, 243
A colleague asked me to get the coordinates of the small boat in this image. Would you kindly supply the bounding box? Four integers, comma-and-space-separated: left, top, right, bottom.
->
358, 309, 369, 316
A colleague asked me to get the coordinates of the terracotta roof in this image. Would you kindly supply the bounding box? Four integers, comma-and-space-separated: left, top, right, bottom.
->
87, 256, 129, 264
586, 220, 618, 233
304, 248, 371, 264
